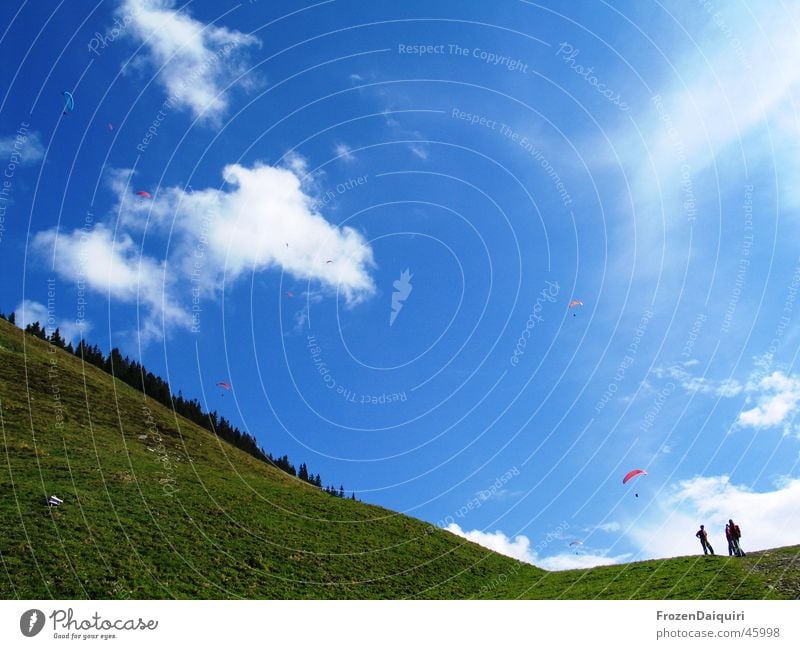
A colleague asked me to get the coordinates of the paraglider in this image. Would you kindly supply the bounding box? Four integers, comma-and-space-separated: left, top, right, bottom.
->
568, 299, 583, 316
569, 540, 583, 554
285, 291, 295, 298
62, 91, 74, 115
216, 381, 231, 390
107, 122, 114, 131
623, 468, 647, 498
326, 260, 334, 264
136, 191, 151, 199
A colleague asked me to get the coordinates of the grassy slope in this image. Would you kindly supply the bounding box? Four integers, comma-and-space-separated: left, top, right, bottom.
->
1, 318, 797, 599
0, 319, 538, 598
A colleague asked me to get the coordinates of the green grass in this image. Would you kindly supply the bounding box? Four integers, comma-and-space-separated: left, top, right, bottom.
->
1, 318, 798, 599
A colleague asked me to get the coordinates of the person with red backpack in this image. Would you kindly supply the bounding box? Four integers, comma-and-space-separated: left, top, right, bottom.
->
725, 523, 734, 555
728, 519, 745, 557
695, 524, 714, 555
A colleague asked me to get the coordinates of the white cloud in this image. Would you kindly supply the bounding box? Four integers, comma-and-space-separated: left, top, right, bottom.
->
536, 551, 632, 571
201, 162, 374, 303
622, 3, 800, 191
0, 129, 44, 166
32, 224, 189, 342
408, 143, 428, 160
595, 522, 621, 533
32, 159, 375, 343
121, 0, 259, 122
629, 475, 800, 558
652, 364, 743, 398
109, 161, 375, 302
445, 523, 629, 570
738, 372, 800, 432
14, 299, 86, 342
652, 361, 800, 436
597, 2, 800, 286
445, 523, 537, 563
334, 143, 356, 162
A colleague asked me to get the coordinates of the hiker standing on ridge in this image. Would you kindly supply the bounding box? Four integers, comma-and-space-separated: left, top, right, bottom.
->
696, 524, 714, 555
728, 519, 745, 557
725, 523, 734, 556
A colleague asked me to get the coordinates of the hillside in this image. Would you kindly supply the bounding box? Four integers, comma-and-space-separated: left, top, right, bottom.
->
1, 317, 797, 599
0, 317, 540, 598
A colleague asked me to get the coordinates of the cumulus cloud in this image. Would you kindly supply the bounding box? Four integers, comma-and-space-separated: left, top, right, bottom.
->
0, 129, 44, 166
445, 523, 629, 570
651, 361, 800, 436
629, 475, 800, 558
738, 372, 800, 432
179, 162, 375, 302
32, 224, 189, 342
14, 299, 86, 342
121, 0, 260, 121
32, 159, 375, 342
535, 551, 632, 571
445, 523, 537, 563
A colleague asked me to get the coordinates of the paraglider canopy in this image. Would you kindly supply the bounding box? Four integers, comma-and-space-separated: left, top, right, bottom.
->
62, 91, 74, 114
622, 469, 647, 484
216, 381, 231, 390
568, 540, 583, 546
568, 299, 583, 316
136, 191, 152, 198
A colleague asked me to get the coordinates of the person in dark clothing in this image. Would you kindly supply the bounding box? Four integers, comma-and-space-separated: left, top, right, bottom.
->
725, 523, 734, 556
696, 524, 714, 555
728, 519, 744, 557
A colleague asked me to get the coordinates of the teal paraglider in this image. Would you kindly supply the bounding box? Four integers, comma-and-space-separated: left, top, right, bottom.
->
62, 91, 74, 115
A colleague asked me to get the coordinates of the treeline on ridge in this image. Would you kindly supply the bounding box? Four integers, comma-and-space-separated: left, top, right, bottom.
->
0, 312, 354, 500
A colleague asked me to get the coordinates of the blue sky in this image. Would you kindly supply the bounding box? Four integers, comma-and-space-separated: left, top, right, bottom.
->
2, 0, 800, 569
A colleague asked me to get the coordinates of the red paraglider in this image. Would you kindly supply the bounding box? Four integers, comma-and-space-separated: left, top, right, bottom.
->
622, 469, 647, 484
136, 191, 152, 198
216, 381, 231, 390
623, 469, 647, 498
